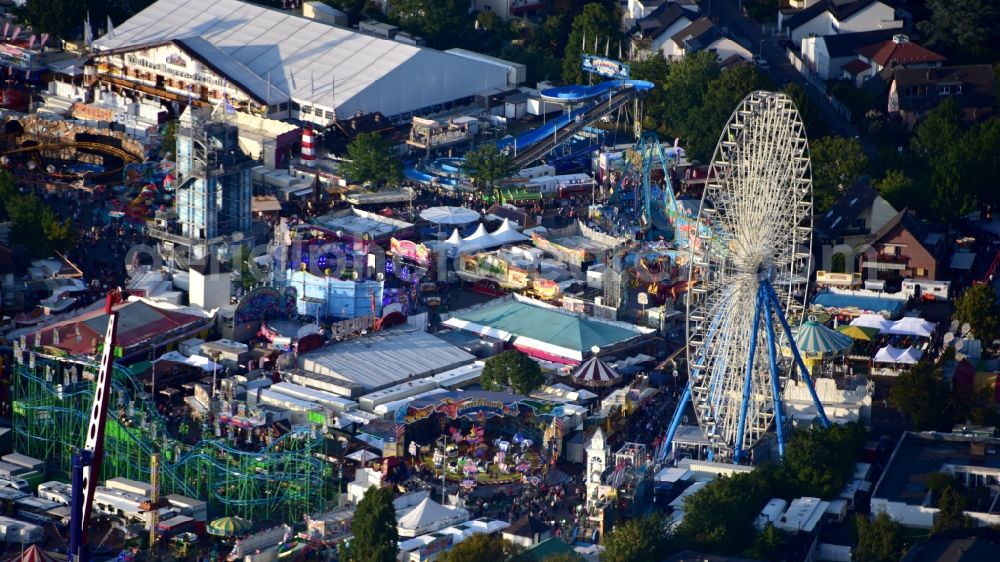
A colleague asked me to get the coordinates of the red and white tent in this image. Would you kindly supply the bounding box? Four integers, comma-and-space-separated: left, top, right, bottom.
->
572, 355, 621, 387
1, 545, 61, 562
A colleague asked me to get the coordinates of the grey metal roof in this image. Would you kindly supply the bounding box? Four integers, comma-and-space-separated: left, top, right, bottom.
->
94, 0, 509, 118
298, 329, 476, 392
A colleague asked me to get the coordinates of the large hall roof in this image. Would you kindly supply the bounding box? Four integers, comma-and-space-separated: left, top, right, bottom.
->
94, 0, 508, 118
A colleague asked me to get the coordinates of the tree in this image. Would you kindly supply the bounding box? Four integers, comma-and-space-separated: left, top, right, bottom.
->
339, 486, 398, 562
954, 284, 1000, 343
912, 99, 974, 225
783, 423, 868, 498
873, 170, 915, 211
0, 172, 77, 256
436, 532, 521, 562
743, 524, 787, 561
18, 0, 153, 40
630, 52, 670, 134
677, 467, 781, 554
600, 513, 673, 562
889, 362, 953, 431
933, 486, 971, 534
917, 0, 1000, 61
810, 136, 868, 213
341, 132, 402, 187
160, 120, 177, 159
390, 0, 473, 50
687, 65, 771, 160
480, 350, 545, 395
464, 143, 516, 194
562, 3, 621, 84
660, 51, 720, 150
854, 512, 904, 562
783, 82, 828, 139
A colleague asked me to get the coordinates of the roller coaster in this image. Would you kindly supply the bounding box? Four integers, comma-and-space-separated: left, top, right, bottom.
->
1, 141, 143, 184
10, 348, 332, 525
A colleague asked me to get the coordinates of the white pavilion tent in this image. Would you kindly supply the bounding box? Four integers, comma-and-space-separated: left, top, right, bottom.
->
851, 314, 894, 333
887, 317, 935, 338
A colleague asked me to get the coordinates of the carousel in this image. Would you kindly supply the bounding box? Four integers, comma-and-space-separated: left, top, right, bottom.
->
396, 391, 568, 490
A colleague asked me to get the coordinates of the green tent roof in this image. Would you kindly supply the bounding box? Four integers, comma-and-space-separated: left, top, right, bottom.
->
447, 299, 643, 356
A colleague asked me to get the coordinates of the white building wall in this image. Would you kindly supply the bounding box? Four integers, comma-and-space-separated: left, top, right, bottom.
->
835, 4, 902, 34
189, 270, 231, 311
791, 13, 833, 44
652, 19, 695, 59
708, 38, 753, 62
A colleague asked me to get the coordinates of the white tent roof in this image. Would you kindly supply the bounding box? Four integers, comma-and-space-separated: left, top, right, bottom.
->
887, 316, 935, 338
874, 345, 904, 364
398, 497, 458, 531
155, 351, 221, 372
464, 223, 490, 242
420, 206, 480, 225
898, 346, 923, 364
851, 314, 893, 333
93, 0, 509, 119
445, 228, 463, 245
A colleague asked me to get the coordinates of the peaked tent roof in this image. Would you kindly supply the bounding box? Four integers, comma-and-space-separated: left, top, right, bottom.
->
888, 316, 935, 337
572, 355, 621, 387
851, 313, 894, 333
0, 545, 60, 562
874, 345, 904, 363
794, 320, 854, 356
398, 497, 459, 530
444, 297, 648, 362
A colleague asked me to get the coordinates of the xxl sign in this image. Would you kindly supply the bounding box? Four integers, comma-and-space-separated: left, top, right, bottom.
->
582, 55, 630, 80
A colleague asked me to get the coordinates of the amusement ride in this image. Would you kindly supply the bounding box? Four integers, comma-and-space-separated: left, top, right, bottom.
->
659, 91, 830, 464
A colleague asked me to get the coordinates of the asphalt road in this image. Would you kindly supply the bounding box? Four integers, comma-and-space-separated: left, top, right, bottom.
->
708, 0, 875, 150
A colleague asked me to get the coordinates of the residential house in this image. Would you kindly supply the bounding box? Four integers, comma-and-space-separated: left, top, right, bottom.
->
800, 28, 896, 80
855, 209, 944, 283
669, 18, 753, 62
889, 65, 996, 128
474, 0, 544, 20
632, 3, 698, 59
846, 34, 944, 86
814, 176, 898, 253
780, 0, 903, 46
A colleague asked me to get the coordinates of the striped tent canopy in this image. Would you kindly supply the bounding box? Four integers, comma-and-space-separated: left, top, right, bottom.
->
572, 355, 621, 387
837, 325, 880, 341
0, 546, 61, 562
208, 516, 251, 537
794, 319, 853, 357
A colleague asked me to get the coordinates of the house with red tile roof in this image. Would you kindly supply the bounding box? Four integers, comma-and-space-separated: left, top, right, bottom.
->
843, 34, 945, 86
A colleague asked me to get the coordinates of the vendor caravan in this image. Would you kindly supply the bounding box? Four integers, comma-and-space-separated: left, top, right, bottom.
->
125, 54, 228, 89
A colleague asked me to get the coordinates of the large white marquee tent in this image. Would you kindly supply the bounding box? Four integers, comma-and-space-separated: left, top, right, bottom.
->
93, 0, 509, 120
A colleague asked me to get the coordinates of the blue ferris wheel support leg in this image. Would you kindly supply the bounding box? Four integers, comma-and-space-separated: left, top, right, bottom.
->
764, 281, 831, 427
734, 286, 765, 464
762, 287, 789, 458
659, 385, 691, 464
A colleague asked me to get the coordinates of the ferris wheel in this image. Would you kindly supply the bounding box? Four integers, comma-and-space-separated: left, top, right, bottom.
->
659, 91, 830, 464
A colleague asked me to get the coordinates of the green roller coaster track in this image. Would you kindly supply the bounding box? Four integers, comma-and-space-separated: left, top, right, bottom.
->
11, 350, 335, 524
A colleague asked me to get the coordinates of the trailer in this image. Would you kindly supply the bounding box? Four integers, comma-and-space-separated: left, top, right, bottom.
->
157, 515, 196, 539
269, 382, 358, 412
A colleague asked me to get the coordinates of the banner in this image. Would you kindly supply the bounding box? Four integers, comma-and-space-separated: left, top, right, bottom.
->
582, 55, 630, 80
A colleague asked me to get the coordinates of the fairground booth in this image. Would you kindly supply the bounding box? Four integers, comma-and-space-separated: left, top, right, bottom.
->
394, 391, 570, 491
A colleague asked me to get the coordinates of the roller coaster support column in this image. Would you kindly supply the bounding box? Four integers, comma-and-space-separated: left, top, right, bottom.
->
764, 282, 830, 427
762, 281, 788, 458
734, 287, 764, 464
658, 385, 690, 464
